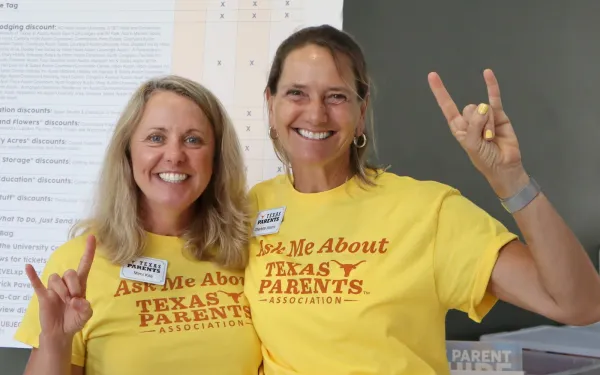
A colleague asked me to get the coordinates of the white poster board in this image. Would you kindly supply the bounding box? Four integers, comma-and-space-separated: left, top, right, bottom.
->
0, 0, 344, 349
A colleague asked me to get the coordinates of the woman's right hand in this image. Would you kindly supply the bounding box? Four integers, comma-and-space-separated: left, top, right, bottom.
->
25, 235, 96, 338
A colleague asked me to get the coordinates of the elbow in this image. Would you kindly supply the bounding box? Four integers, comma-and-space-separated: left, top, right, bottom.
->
566, 315, 600, 327
556, 306, 600, 327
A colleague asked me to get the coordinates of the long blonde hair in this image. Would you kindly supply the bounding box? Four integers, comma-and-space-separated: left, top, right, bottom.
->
71, 75, 250, 270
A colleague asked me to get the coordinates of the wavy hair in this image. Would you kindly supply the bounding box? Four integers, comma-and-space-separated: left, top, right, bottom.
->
71, 75, 249, 270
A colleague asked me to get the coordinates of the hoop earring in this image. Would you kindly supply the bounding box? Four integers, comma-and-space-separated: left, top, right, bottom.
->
353, 133, 367, 148
269, 127, 278, 140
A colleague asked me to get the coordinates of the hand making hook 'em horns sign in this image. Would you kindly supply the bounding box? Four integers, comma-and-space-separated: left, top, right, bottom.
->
427, 69, 530, 198
24, 234, 96, 337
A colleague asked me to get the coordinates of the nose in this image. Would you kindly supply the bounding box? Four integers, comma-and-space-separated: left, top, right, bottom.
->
165, 141, 186, 165
306, 99, 328, 125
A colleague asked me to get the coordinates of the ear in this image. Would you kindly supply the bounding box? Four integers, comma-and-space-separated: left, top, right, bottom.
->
265, 88, 275, 126
357, 94, 369, 135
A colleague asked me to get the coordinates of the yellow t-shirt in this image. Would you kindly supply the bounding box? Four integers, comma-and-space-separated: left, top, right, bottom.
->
14, 232, 262, 375
244, 171, 518, 375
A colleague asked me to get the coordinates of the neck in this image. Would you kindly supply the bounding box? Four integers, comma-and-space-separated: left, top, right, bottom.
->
291, 160, 352, 193
140, 202, 192, 237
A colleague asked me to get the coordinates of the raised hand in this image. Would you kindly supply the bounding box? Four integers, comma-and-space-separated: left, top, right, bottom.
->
25, 235, 96, 337
427, 69, 529, 197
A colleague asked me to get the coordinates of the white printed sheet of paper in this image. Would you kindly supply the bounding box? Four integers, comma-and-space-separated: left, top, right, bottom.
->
0, 0, 344, 349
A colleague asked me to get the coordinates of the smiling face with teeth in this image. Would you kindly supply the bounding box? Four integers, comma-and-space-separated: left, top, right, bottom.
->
129, 90, 215, 221
267, 44, 367, 177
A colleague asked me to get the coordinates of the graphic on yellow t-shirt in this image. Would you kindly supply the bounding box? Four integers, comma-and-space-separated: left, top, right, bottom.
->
15, 232, 262, 375
245, 172, 518, 375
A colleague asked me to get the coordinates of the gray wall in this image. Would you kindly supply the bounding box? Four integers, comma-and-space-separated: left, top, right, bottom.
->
343, 0, 600, 340
3, 0, 600, 372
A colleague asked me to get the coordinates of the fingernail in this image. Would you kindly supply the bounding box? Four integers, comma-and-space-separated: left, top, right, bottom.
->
477, 103, 489, 115
484, 129, 494, 140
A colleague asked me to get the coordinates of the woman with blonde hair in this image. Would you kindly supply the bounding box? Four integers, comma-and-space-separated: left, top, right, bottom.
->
14, 75, 262, 375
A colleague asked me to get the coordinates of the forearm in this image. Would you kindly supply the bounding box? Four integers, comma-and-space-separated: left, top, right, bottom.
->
23, 334, 73, 375
493, 171, 600, 322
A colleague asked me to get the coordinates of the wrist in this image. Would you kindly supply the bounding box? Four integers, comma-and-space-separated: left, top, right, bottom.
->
487, 167, 530, 199
39, 332, 74, 350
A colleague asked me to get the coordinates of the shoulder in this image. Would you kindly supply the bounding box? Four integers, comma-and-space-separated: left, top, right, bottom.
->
33, 234, 92, 279
249, 174, 288, 196
370, 173, 504, 235
46, 233, 102, 271
248, 174, 289, 211
372, 171, 457, 202
49, 235, 88, 262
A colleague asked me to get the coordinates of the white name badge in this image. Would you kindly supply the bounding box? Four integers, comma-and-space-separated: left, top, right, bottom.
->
120, 256, 168, 285
253, 206, 286, 236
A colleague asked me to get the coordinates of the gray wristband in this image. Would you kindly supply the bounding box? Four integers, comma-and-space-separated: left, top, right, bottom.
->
500, 176, 541, 213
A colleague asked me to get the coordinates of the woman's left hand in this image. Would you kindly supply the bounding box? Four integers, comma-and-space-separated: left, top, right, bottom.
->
428, 68, 529, 198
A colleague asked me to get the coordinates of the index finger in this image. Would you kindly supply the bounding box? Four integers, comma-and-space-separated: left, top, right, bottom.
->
427, 72, 462, 124
76, 234, 96, 287
483, 68, 503, 111
24, 264, 47, 298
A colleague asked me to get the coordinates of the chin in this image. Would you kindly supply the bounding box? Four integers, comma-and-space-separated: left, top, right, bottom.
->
141, 190, 198, 212
289, 148, 340, 167
292, 156, 329, 166
155, 200, 195, 213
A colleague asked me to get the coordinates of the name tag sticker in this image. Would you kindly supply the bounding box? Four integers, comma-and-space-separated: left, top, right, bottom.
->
120, 256, 168, 285
253, 206, 286, 236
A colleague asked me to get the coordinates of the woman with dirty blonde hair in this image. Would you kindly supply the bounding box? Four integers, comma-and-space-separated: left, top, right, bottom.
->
14, 75, 262, 375
244, 24, 600, 375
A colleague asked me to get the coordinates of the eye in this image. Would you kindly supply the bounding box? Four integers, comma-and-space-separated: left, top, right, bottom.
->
286, 89, 303, 97
185, 136, 202, 145
147, 134, 164, 143
327, 93, 347, 104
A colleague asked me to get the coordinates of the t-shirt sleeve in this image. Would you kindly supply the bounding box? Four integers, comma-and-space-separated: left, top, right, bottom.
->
13, 248, 87, 367
433, 188, 519, 323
